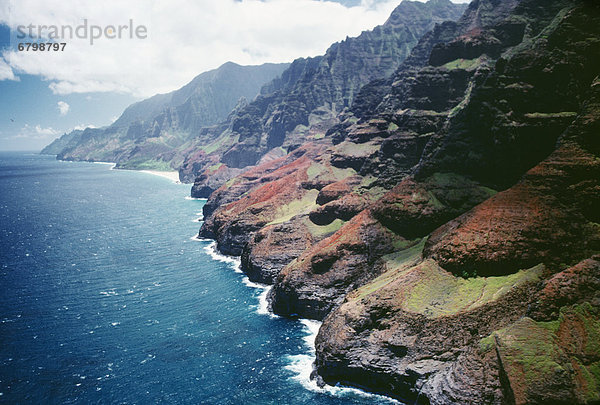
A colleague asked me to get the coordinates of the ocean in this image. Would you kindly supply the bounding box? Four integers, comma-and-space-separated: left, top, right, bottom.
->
0, 152, 396, 404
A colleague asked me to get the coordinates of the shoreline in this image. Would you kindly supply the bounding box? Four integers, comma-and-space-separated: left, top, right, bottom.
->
138, 170, 181, 183
51, 154, 392, 402
195, 234, 399, 404
51, 156, 181, 183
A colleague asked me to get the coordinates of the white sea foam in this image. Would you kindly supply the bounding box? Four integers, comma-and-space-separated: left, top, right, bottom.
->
140, 354, 155, 364
200, 238, 396, 401
190, 235, 214, 243
199, 237, 279, 318
92, 161, 117, 170
243, 281, 277, 319
185, 196, 208, 201
202, 241, 242, 273
285, 320, 400, 403
91, 161, 116, 168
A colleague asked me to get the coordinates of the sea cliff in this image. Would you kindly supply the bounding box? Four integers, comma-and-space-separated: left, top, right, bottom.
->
199, 0, 600, 403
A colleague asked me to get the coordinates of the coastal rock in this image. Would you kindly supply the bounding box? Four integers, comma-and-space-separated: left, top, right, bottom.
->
315, 257, 543, 403
210, 0, 600, 403
241, 218, 314, 284
200, 154, 315, 255
270, 211, 410, 320
312, 1, 600, 403
190, 164, 244, 198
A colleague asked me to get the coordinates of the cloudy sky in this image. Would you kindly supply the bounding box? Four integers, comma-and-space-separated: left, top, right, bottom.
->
0, 0, 470, 151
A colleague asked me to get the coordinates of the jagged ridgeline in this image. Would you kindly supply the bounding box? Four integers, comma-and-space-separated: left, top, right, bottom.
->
42, 0, 466, 181
184, 0, 467, 191
198, 0, 600, 403
42, 62, 290, 167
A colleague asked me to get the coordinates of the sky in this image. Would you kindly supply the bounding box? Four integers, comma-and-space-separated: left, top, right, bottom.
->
0, 0, 470, 151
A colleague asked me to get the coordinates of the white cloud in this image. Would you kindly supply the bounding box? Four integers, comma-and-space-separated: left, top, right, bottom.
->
0, 57, 18, 81
12, 124, 59, 139
57, 101, 70, 115
0, 0, 416, 98
72, 123, 97, 131
34, 125, 59, 136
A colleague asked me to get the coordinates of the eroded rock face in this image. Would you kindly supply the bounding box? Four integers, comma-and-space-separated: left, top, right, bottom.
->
190, 164, 244, 198
311, 1, 600, 403
269, 211, 409, 320
315, 176, 362, 205
424, 82, 600, 277
531, 257, 600, 321
241, 218, 315, 284
423, 183, 579, 277
492, 304, 600, 405
180, 0, 468, 192
200, 154, 315, 255
315, 258, 544, 404
308, 194, 368, 225
372, 174, 496, 239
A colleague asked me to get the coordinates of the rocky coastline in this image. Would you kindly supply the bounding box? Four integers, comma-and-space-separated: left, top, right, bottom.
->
198, 0, 600, 403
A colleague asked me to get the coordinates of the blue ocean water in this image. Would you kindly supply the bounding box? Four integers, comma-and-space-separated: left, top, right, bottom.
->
0, 153, 396, 404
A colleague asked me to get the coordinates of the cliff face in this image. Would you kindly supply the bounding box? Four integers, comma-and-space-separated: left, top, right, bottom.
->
185, 0, 467, 192
199, 0, 600, 403
42, 62, 289, 170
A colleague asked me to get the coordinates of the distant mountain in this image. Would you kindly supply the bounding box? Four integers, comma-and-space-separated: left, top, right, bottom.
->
42, 62, 290, 167
40, 129, 84, 155
185, 0, 468, 193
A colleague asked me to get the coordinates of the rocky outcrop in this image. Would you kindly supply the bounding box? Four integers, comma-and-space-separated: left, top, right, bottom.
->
424, 67, 600, 277
371, 174, 496, 239
269, 211, 411, 319
199, 144, 329, 255
315, 258, 544, 404
241, 218, 316, 284
490, 304, 600, 405
531, 257, 600, 321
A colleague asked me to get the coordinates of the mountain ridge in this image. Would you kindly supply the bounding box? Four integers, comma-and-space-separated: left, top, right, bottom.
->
41, 62, 290, 167
180, 0, 467, 189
